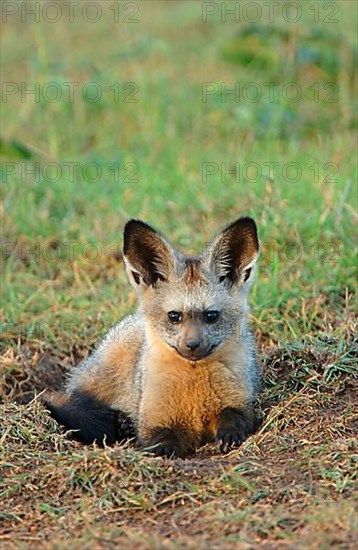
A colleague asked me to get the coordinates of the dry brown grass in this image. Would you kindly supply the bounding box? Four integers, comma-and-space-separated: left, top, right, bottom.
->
1, 315, 357, 549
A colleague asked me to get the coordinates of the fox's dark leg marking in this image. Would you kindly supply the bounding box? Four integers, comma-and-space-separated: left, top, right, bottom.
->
44, 390, 136, 446
216, 407, 255, 453
142, 427, 191, 458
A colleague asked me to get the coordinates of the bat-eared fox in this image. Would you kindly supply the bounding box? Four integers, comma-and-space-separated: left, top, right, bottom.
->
45, 217, 261, 458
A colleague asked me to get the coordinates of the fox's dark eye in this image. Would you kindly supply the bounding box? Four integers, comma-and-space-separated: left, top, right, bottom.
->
204, 310, 220, 324
168, 311, 182, 324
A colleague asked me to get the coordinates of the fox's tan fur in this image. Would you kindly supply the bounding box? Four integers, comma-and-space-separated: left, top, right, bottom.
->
45, 217, 261, 457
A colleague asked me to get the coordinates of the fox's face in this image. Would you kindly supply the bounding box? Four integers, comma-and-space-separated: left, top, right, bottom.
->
123, 217, 259, 362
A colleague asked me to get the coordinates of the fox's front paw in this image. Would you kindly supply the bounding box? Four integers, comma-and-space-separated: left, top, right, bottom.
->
216, 407, 254, 453
145, 427, 184, 458
216, 428, 245, 453
117, 411, 137, 441
152, 441, 182, 458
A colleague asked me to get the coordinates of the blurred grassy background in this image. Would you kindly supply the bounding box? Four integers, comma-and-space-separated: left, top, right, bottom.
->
1, 0, 357, 346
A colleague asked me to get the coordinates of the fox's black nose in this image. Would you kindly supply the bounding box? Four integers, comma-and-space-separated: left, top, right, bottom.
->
186, 339, 200, 351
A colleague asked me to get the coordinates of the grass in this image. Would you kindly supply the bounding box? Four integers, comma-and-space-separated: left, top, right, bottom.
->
1, 1, 357, 548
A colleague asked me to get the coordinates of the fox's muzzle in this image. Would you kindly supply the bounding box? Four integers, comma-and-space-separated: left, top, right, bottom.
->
177, 320, 212, 361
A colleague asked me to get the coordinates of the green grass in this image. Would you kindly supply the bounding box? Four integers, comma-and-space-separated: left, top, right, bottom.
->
1, 1, 357, 548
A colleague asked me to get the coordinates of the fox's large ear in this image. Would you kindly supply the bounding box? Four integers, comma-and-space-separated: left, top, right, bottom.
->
123, 219, 177, 289
206, 217, 259, 287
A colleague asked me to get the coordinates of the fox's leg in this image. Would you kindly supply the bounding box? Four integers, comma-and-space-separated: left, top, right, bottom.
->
215, 406, 255, 453
137, 390, 201, 458
44, 390, 136, 446
44, 315, 143, 445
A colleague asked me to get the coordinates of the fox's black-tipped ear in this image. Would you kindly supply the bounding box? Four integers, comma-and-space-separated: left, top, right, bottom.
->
206, 217, 259, 286
123, 219, 177, 289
